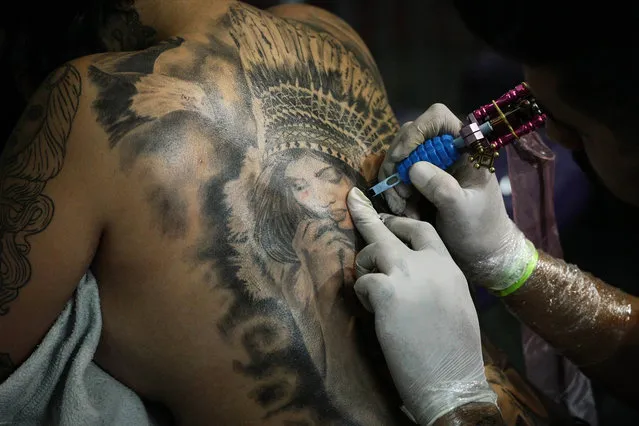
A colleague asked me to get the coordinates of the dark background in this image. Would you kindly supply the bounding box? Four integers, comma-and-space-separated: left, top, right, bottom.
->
2, 0, 639, 424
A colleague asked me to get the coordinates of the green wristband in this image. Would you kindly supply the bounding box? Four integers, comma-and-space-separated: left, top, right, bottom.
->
494, 245, 539, 297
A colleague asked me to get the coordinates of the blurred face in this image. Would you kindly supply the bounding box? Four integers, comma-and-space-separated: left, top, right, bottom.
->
285, 154, 352, 226
525, 66, 639, 207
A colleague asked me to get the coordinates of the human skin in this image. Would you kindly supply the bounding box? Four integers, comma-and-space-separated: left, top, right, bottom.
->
0, 1, 574, 424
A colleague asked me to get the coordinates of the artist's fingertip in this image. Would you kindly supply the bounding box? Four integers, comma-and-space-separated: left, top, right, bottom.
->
408, 161, 438, 187
389, 147, 410, 162
349, 187, 364, 197
348, 187, 369, 204
353, 284, 373, 313
388, 137, 409, 160
410, 160, 437, 174
355, 263, 371, 279
347, 187, 375, 214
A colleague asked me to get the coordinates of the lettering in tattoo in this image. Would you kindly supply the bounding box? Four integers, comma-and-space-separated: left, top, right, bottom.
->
89, 4, 399, 423
0, 352, 15, 382
0, 64, 81, 315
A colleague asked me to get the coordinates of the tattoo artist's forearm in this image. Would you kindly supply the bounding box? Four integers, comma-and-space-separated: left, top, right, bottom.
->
504, 253, 639, 403
0, 352, 16, 382
503, 251, 639, 367
432, 402, 504, 426
503, 251, 639, 402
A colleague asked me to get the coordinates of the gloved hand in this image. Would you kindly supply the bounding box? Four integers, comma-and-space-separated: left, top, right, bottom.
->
380, 103, 537, 294
347, 187, 498, 426
379, 104, 463, 217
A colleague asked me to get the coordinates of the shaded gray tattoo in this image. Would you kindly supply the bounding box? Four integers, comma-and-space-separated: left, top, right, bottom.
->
0, 64, 81, 315
89, 37, 186, 148
0, 352, 15, 382
89, 4, 399, 423
146, 185, 189, 238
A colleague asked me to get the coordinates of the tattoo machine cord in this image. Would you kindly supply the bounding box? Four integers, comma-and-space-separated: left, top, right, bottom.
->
368, 82, 547, 197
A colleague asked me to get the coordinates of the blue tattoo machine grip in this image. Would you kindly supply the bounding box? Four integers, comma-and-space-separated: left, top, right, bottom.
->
367, 131, 470, 197
396, 135, 459, 184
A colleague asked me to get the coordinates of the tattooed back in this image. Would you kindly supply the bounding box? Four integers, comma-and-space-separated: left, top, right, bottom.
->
0, 2, 409, 425
0, 2, 582, 425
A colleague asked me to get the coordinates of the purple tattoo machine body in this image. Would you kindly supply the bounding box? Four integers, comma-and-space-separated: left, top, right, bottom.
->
368, 82, 547, 197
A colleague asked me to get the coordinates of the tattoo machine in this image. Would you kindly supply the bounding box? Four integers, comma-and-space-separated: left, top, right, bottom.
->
368, 82, 547, 197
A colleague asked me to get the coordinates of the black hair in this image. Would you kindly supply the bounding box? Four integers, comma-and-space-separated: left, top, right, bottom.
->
452, 0, 637, 141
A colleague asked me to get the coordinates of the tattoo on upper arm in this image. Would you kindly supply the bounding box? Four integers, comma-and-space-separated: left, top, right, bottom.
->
0, 64, 81, 315
0, 352, 15, 382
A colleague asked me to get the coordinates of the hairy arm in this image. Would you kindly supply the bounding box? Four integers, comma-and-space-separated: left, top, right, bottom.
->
503, 251, 639, 403
0, 61, 105, 382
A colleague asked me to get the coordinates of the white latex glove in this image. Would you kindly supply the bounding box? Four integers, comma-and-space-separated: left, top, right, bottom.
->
381, 103, 537, 293
347, 187, 498, 426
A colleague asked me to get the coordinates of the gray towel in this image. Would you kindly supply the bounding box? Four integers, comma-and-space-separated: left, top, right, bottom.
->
0, 273, 167, 426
